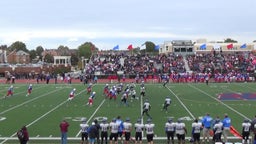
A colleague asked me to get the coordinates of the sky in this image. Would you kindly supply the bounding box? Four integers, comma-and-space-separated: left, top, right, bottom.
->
0, 0, 255, 50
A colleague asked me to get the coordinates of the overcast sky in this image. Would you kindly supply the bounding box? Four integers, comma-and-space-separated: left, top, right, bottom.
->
0, 0, 255, 50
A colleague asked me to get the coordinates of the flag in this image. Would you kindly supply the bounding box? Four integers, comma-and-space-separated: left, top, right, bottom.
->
113, 45, 119, 50
227, 43, 233, 49
127, 44, 133, 50
230, 126, 242, 139
200, 44, 206, 50
240, 43, 247, 49
140, 43, 146, 50
154, 45, 160, 50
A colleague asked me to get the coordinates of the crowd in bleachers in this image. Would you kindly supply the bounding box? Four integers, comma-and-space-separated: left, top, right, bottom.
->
84, 52, 185, 77
82, 51, 256, 83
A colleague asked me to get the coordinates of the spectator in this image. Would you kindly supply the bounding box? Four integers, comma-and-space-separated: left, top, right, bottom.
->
60, 119, 69, 144
88, 122, 98, 144
17, 126, 29, 144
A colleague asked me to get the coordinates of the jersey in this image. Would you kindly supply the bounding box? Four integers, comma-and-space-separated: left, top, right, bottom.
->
202, 115, 212, 128
165, 122, 176, 132
134, 123, 144, 132
213, 122, 223, 134
143, 102, 151, 110
28, 85, 32, 91
145, 123, 155, 134
192, 122, 202, 134
109, 122, 119, 133
123, 122, 132, 132
80, 123, 89, 133
116, 119, 124, 132
165, 98, 171, 105
175, 122, 186, 135
242, 122, 251, 132
100, 123, 109, 132
70, 90, 75, 96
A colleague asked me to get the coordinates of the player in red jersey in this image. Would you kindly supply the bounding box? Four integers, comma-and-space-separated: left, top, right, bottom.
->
26, 84, 33, 96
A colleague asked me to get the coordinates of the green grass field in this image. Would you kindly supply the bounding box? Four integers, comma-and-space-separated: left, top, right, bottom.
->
0, 82, 256, 143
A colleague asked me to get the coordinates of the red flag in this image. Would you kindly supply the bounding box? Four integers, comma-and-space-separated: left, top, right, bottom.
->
230, 126, 242, 139
127, 44, 133, 50
227, 44, 233, 49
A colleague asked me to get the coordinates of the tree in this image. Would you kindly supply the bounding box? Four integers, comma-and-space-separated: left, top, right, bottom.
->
29, 50, 37, 61
71, 53, 79, 66
44, 53, 54, 63
77, 42, 96, 58
141, 41, 158, 55
8, 41, 29, 52
35, 46, 44, 59
57, 45, 70, 56
224, 38, 238, 43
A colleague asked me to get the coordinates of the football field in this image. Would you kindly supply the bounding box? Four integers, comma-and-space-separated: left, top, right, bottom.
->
0, 82, 255, 143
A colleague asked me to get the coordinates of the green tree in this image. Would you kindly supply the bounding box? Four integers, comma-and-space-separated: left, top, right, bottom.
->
8, 41, 29, 52
224, 38, 238, 43
71, 53, 79, 66
35, 46, 44, 59
44, 53, 54, 63
77, 42, 96, 58
29, 50, 37, 61
57, 45, 70, 56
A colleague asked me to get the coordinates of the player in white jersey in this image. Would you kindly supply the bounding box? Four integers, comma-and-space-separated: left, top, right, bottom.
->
100, 118, 109, 144
191, 119, 202, 144
162, 96, 171, 113
212, 118, 223, 143
80, 118, 89, 144
242, 119, 251, 144
145, 119, 155, 144
175, 119, 187, 144
68, 88, 76, 100
142, 99, 152, 119
26, 84, 33, 96
165, 118, 176, 144
134, 119, 144, 144
123, 117, 133, 144
109, 118, 119, 144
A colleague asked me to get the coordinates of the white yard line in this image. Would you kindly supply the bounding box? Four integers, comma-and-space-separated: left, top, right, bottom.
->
166, 86, 196, 119
0, 89, 86, 144
0, 84, 48, 100
75, 99, 106, 137
188, 84, 250, 120
0, 88, 61, 115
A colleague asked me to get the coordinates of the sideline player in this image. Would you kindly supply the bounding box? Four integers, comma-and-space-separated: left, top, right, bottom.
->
80, 118, 89, 144
68, 88, 76, 100
26, 84, 33, 96
165, 118, 176, 144
145, 118, 155, 144
191, 119, 202, 144
134, 119, 144, 144
242, 119, 251, 144
100, 118, 109, 144
123, 117, 133, 144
